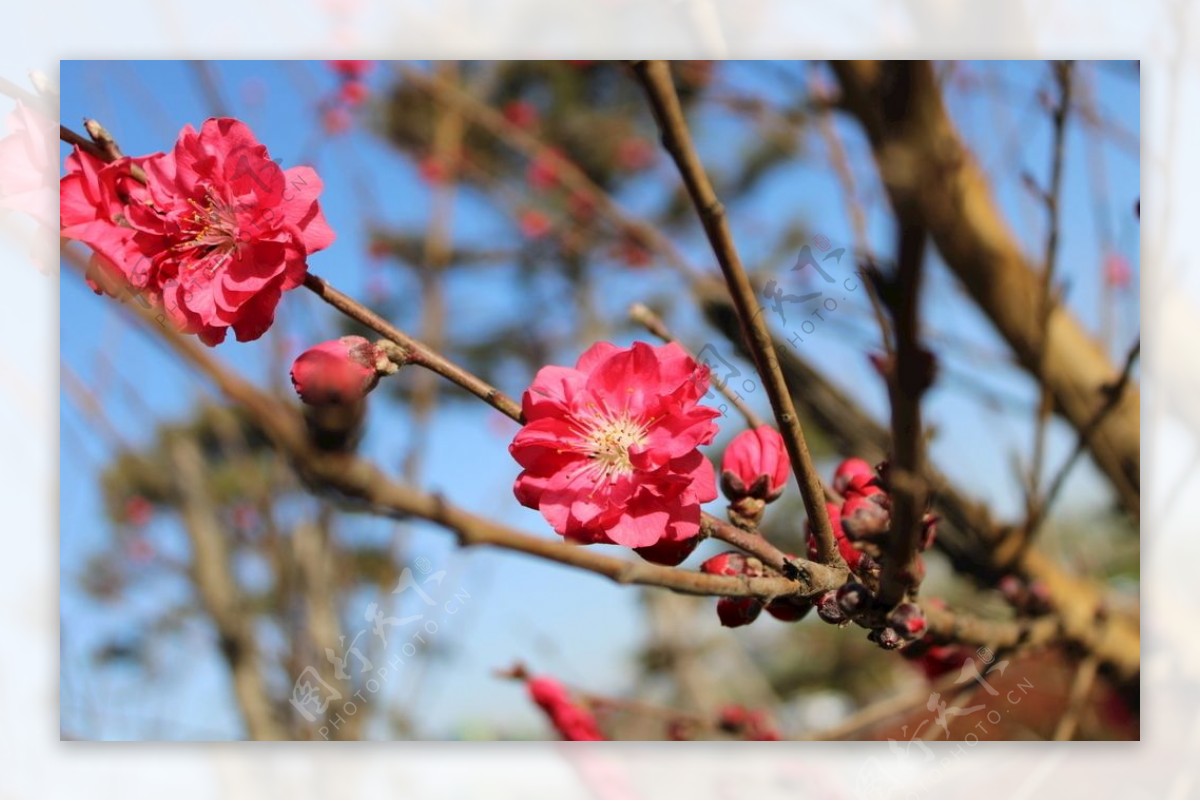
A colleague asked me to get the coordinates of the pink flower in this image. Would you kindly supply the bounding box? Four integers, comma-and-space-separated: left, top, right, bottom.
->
721, 425, 790, 502
510, 341, 720, 548
290, 336, 382, 405
0, 101, 56, 229
527, 677, 604, 741
61, 118, 335, 346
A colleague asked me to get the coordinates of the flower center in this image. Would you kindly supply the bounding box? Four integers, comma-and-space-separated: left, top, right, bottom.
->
582, 412, 648, 479
176, 190, 242, 274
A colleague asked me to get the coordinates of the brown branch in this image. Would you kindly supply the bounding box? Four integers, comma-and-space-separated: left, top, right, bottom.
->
63, 249, 842, 604
302, 272, 524, 422
1053, 653, 1099, 741
701, 515, 794, 576
831, 60, 1139, 518
877, 221, 931, 609
632, 59, 841, 569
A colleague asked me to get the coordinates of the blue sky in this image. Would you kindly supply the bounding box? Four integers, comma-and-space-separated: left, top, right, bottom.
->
59, 60, 1140, 739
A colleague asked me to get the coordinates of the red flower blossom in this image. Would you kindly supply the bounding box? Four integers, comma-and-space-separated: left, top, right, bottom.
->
526, 149, 565, 191
60, 148, 159, 294
615, 137, 655, 171
518, 208, 552, 240
527, 677, 605, 741
502, 100, 539, 129
290, 336, 382, 405
60, 118, 335, 346
322, 106, 353, 135
718, 705, 780, 741
339, 80, 369, 106
328, 60, 374, 80
721, 425, 790, 502
418, 155, 447, 185
510, 341, 720, 548
1104, 251, 1132, 289
123, 496, 153, 527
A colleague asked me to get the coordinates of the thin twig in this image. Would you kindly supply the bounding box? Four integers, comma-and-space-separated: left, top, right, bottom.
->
631, 59, 841, 568
810, 64, 893, 357
701, 515, 794, 576
302, 272, 524, 422
1028, 61, 1074, 528
628, 302, 766, 429
1033, 339, 1140, 533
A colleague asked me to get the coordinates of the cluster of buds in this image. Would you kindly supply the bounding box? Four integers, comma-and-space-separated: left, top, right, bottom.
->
700, 551, 812, 628
703, 454, 940, 650
289, 336, 401, 451
813, 457, 938, 587
806, 458, 938, 650
719, 425, 790, 529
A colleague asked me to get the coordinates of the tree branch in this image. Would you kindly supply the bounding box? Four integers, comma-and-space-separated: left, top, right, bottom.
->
877, 221, 930, 609
632, 59, 841, 569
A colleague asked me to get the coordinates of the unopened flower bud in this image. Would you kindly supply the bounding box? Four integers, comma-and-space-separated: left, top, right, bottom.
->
920, 513, 939, 551
290, 336, 383, 406
700, 551, 762, 578
841, 493, 891, 541
833, 457, 874, 495
869, 626, 905, 650
836, 581, 871, 616
721, 425, 790, 504
890, 602, 927, 639
766, 596, 813, 622
716, 597, 764, 628
816, 590, 847, 624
